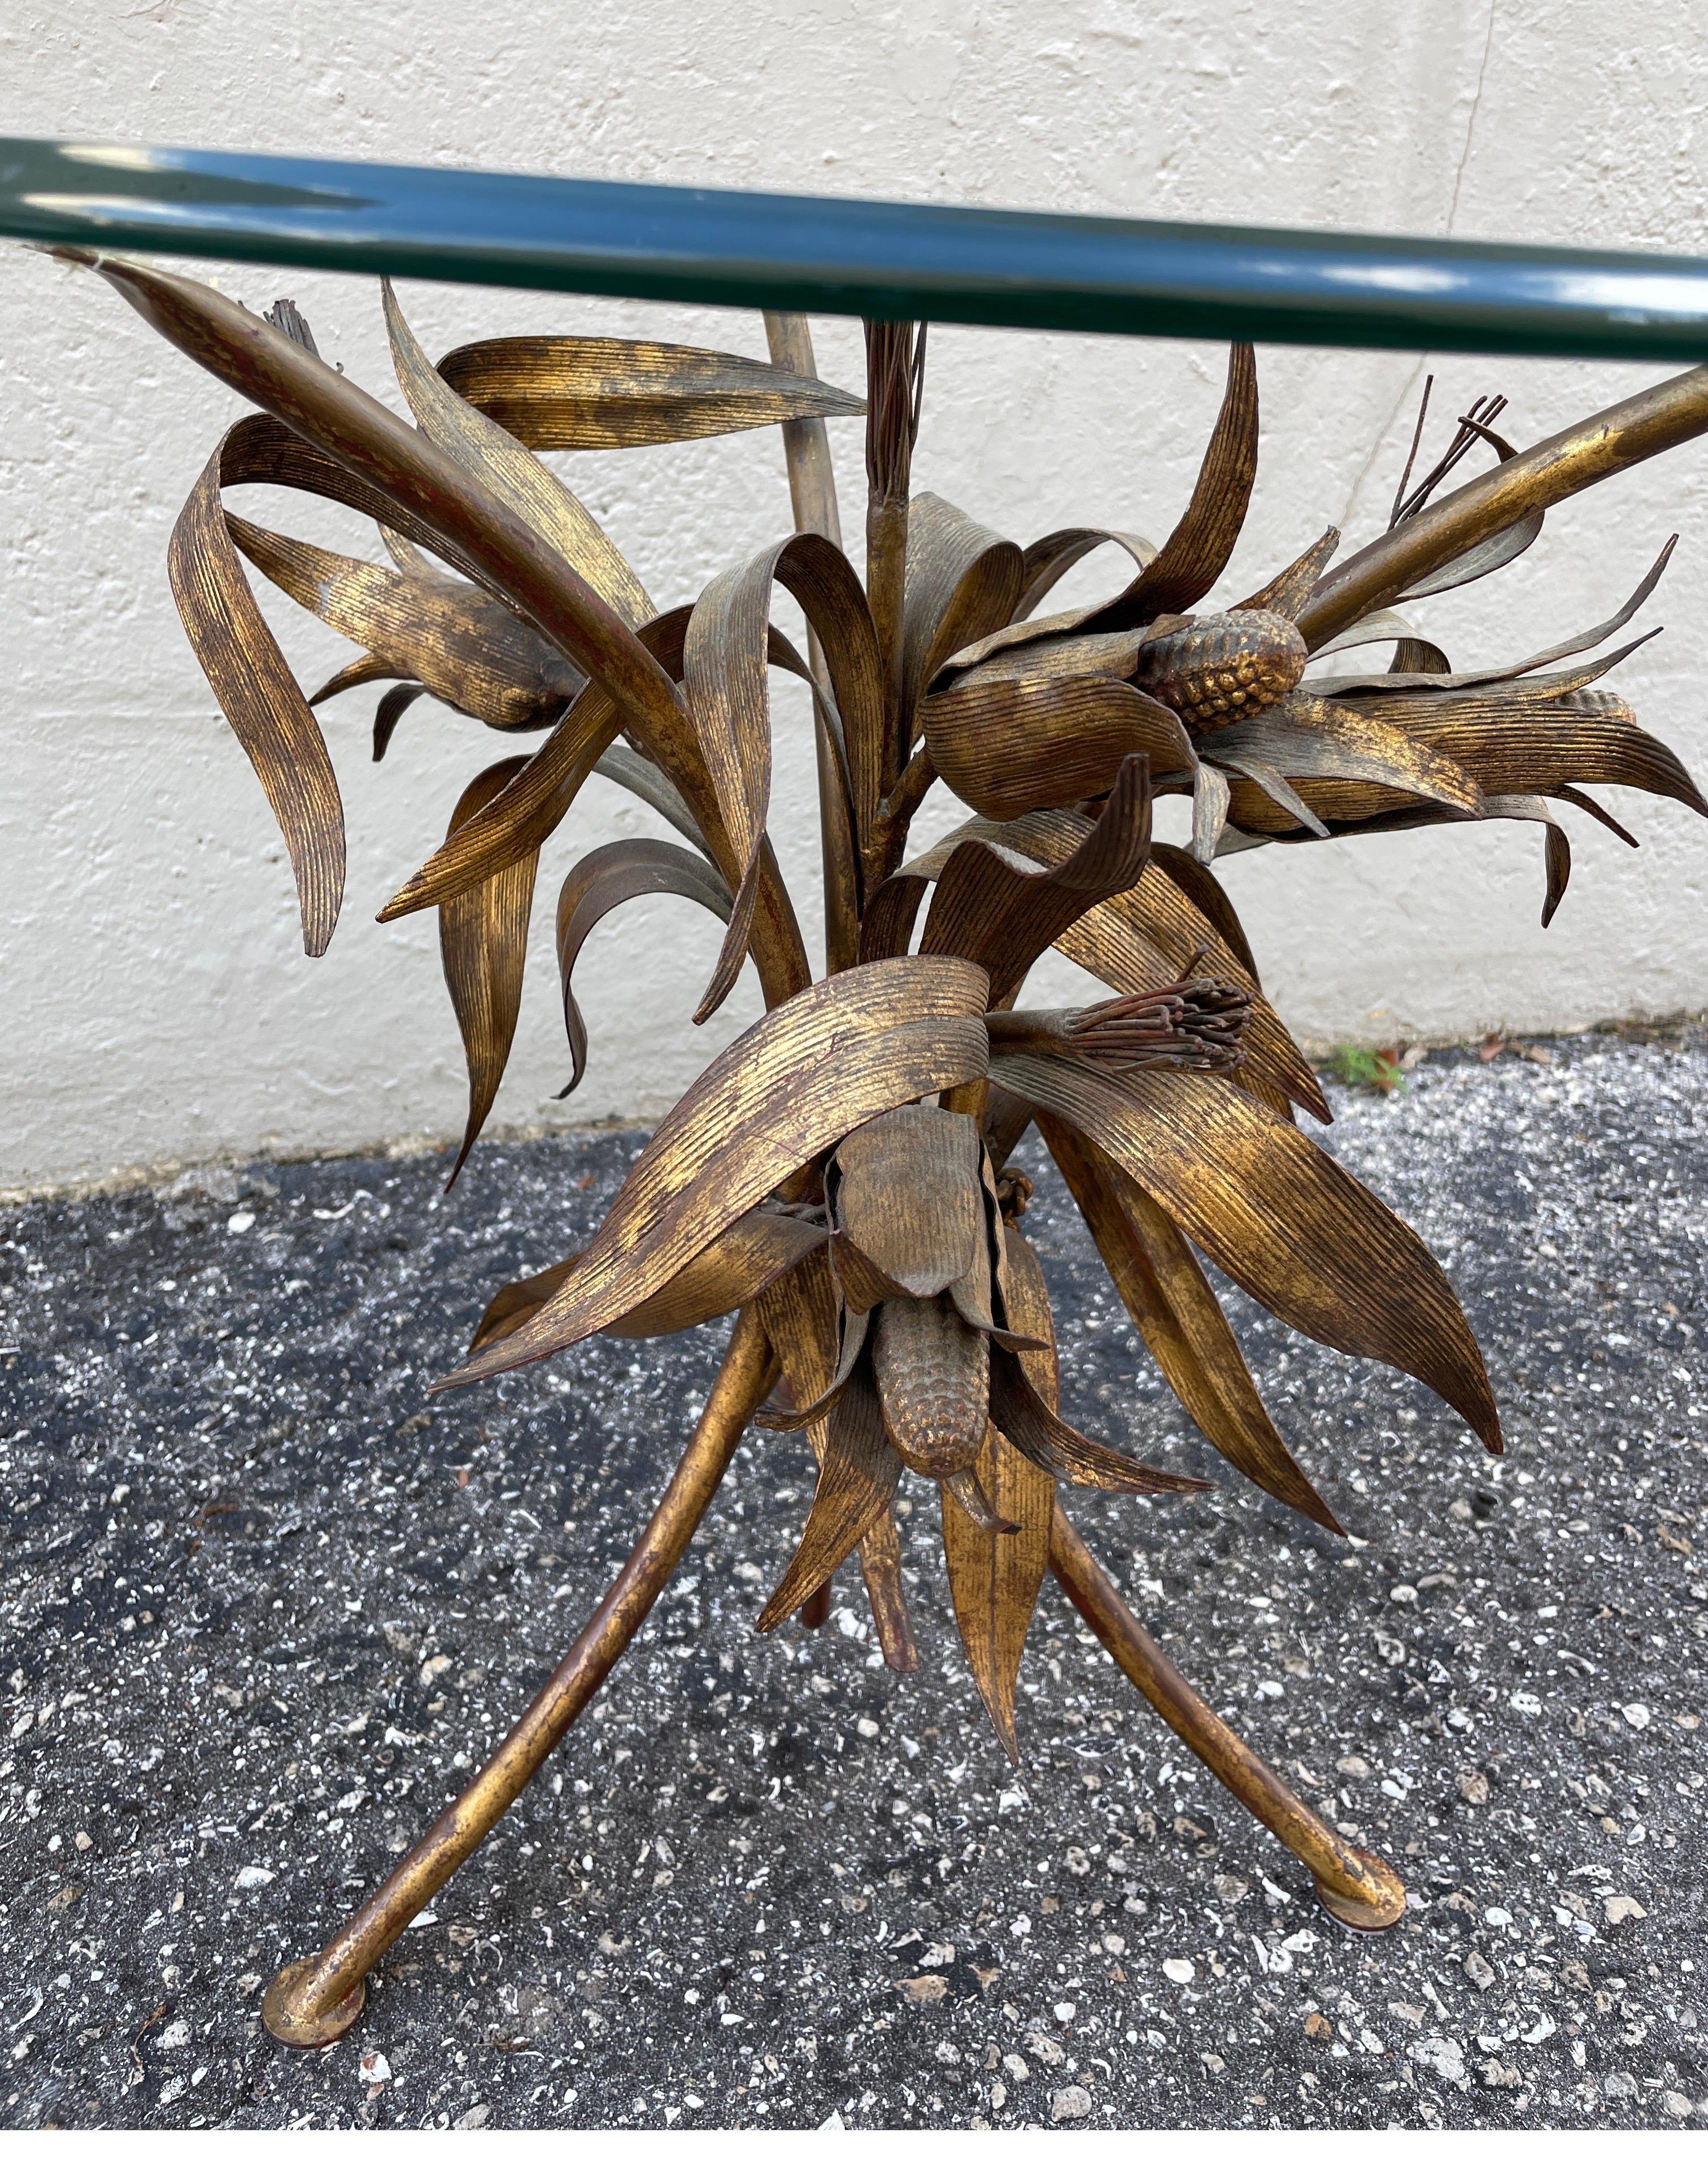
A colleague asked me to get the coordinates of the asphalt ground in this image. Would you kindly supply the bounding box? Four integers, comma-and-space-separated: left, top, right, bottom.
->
1, 1028, 1703, 2131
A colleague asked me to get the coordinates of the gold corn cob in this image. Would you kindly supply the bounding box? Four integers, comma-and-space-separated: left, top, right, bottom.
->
1132, 607, 1306, 735
870, 1293, 990, 1478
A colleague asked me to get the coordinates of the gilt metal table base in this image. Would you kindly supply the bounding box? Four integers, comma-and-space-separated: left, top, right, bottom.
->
263, 1309, 779, 2049
263, 1317, 1400, 2051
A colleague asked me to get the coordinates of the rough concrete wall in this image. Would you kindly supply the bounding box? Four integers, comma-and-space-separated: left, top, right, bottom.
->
3, 2, 1706, 1189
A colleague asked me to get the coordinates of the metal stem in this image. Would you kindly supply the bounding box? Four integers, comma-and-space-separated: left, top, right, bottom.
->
762, 310, 859, 978
262, 1309, 779, 2049
1048, 1509, 1406, 1932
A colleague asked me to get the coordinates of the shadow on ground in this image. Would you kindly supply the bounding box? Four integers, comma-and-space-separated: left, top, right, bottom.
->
1, 1030, 1703, 2130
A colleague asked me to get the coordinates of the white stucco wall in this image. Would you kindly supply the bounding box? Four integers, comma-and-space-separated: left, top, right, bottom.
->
3, 2, 1706, 1190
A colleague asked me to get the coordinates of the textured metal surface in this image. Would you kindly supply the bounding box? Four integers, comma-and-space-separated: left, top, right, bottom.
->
1, 1031, 1702, 2127
8, 137, 1708, 358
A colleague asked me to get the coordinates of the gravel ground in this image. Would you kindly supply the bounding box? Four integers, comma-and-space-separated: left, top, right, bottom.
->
1, 1029, 1703, 2133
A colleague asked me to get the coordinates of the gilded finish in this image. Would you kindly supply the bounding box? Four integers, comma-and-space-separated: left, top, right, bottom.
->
46, 251, 1708, 2038
263, 1309, 778, 2047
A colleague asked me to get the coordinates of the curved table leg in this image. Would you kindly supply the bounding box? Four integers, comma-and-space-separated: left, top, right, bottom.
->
263, 1308, 779, 2048
1049, 1509, 1406, 1933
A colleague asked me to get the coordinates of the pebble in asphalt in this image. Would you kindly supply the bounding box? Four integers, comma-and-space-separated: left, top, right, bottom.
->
0, 1030, 1703, 2131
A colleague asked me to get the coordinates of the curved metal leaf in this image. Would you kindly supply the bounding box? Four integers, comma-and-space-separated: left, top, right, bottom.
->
437, 332, 864, 450
989, 1342, 1209, 1497
371, 682, 425, 763
922, 672, 1193, 821
1208, 691, 1486, 825
229, 513, 581, 729
439, 758, 539, 1189
168, 446, 344, 956
1013, 525, 1157, 622
555, 839, 733, 1094
1310, 541, 1676, 697
384, 280, 655, 630
899, 494, 1024, 735
920, 754, 1152, 1004
1147, 843, 1260, 982
1352, 688, 1708, 818
437, 957, 991, 1388
988, 1052, 1502, 1454
1077, 343, 1259, 629
684, 530, 884, 1016
1040, 1117, 1340, 1530
98, 261, 692, 802
961, 806, 1327, 1121
941, 1223, 1058, 1759
756, 1248, 919, 1669
468, 1205, 827, 1353
1395, 506, 1542, 602
590, 744, 711, 856
1234, 526, 1340, 620
757, 1357, 900, 1631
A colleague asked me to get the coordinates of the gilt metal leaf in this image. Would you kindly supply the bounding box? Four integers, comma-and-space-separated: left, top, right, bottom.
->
437, 957, 990, 1387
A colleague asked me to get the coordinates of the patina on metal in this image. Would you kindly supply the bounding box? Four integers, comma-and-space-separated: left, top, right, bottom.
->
8, 186, 1708, 2048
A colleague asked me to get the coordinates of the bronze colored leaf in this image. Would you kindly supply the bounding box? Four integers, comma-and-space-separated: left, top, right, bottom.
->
1217, 753, 1330, 839
1148, 842, 1260, 981
310, 652, 393, 706
436, 332, 864, 451
1013, 526, 1157, 621
1552, 782, 1639, 848
228, 513, 582, 729
942, 1464, 1017, 1534
101, 258, 792, 970
922, 672, 1193, 821
437, 957, 991, 1388
554, 839, 733, 1095
990, 1343, 1209, 1496
941, 1428, 1052, 1761
167, 446, 344, 956
590, 745, 712, 856
755, 1245, 843, 1420
1480, 795, 1574, 926
942, 621, 1154, 689
375, 612, 812, 1018
1040, 1118, 1340, 1530
439, 758, 539, 1189
991, 809, 1326, 1120
920, 754, 1153, 1004
754, 1248, 919, 1671
383, 280, 655, 630
96, 260, 690, 786
1209, 692, 1485, 820
1396, 506, 1542, 603
381, 677, 624, 922
898, 494, 1023, 734
1351, 688, 1708, 818
371, 683, 425, 763
1310, 625, 1661, 714
683, 532, 884, 1016
1192, 762, 1232, 862
856, 1512, 921, 1672
1309, 608, 1430, 664
988, 1051, 1502, 1453
940, 1223, 1058, 1758
468, 1205, 827, 1353
757, 1357, 901, 1631
1311, 542, 1676, 699
832, 1105, 985, 1298
1077, 343, 1259, 630
1234, 527, 1340, 620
